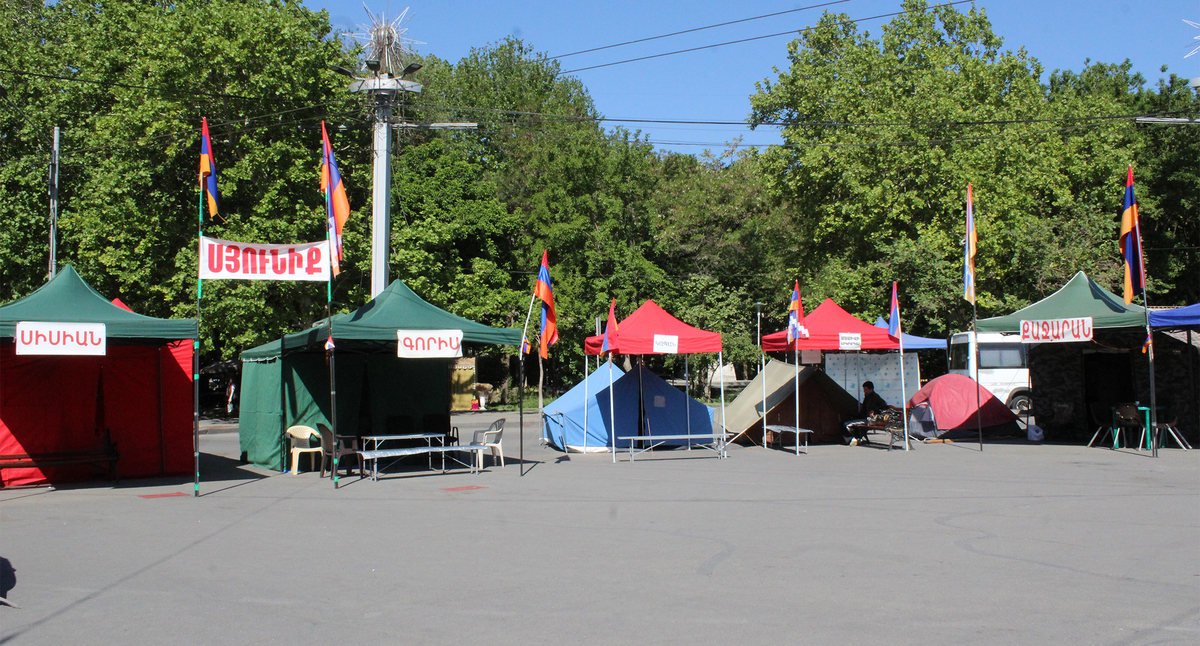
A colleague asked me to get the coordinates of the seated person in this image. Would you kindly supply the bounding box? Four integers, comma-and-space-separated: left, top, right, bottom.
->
843, 381, 888, 446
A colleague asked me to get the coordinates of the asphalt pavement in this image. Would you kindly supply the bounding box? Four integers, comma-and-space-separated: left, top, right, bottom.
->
2, 411, 1197, 645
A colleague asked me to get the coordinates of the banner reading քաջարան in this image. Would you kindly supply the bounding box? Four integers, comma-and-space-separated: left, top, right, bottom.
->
199, 236, 330, 282
1019, 317, 1093, 343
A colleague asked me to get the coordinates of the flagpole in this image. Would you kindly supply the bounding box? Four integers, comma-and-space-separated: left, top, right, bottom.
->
609, 357, 616, 463
194, 144, 205, 497
973, 306, 982, 451
1135, 208, 1159, 457
794, 345, 799, 456
900, 331, 909, 451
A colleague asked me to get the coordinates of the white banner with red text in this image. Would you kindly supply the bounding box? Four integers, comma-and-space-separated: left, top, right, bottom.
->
397, 330, 464, 358
16, 322, 106, 355
1020, 317, 1093, 343
199, 236, 330, 282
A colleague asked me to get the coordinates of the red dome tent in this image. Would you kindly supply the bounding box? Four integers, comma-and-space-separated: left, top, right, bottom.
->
906, 374, 1018, 438
582, 300, 726, 460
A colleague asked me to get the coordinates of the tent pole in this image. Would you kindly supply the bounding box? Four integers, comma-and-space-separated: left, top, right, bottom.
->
759, 308, 765, 449
685, 354, 691, 449
279, 335, 287, 472
719, 350, 727, 458
609, 357, 616, 463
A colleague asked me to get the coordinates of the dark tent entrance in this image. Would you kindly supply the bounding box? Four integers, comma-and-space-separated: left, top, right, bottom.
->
238, 280, 521, 472
241, 348, 454, 470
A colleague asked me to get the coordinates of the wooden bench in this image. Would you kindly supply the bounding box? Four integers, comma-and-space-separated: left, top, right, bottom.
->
0, 446, 120, 487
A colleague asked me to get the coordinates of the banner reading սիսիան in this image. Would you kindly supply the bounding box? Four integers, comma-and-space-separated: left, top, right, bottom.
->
199, 236, 330, 281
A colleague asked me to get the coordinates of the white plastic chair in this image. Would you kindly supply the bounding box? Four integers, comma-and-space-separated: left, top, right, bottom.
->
470, 418, 505, 469
285, 425, 322, 475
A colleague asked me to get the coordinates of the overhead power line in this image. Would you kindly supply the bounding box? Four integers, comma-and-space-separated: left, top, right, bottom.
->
552, 0, 852, 59
560, 0, 975, 74
0, 68, 250, 99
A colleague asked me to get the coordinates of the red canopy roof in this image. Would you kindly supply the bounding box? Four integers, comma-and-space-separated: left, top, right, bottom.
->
762, 299, 900, 351
584, 300, 722, 355
906, 374, 1017, 431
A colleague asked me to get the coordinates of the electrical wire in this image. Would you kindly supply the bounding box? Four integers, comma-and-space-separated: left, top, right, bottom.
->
561, 1, 976, 74
0, 67, 251, 99
551, 0, 853, 59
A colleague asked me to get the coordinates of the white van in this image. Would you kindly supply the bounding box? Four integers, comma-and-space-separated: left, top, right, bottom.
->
948, 332, 1032, 414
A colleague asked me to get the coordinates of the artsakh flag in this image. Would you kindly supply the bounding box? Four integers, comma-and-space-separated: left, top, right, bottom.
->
1119, 165, 1145, 304
786, 280, 808, 344
964, 183, 976, 304
199, 118, 219, 217
601, 298, 619, 356
887, 281, 901, 339
534, 250, 558, 359
321, 121, 351, 276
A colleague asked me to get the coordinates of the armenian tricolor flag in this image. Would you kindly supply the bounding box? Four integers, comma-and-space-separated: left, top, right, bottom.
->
199, 118, 219, 217
1119, 165, 1145, 304
534, 251, 558, 359
601, 298, 619, 356
964, 183, 976, 304
786, 280, 808, 344
321, 121, 351, 276
887, 282, 901, 339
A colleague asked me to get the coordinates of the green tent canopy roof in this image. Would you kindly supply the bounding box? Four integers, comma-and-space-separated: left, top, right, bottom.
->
241, 279, 522, 360
976, 271, 1147, 333
0, 266, 198, 340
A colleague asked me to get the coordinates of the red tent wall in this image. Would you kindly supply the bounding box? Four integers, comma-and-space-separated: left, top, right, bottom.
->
0, 342, 192, 486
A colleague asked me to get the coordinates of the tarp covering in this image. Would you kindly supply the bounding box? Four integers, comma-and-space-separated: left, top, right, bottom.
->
873, 317, 946, 350
583, 300, 721, 355
763, 299, 899, 351
905, 374, 1017, 433
0, 266, 198, 339
1150, 303, 1200, 330
723, 359, 859, 444
976, 271, 1147, 333
542, 363, 714, 452
241, 279, 520, 360
238, 279, 519, 470
0, 268, 196, 486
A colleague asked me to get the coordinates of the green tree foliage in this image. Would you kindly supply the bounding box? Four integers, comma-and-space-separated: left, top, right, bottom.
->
746, 0, 1189, 336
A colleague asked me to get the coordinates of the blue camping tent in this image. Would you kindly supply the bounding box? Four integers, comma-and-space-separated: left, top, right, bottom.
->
874, 317, 947, 350
543, 363, 715, 452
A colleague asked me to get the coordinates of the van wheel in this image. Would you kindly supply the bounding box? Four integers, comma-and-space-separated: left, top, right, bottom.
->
1008, 392, 1032, 416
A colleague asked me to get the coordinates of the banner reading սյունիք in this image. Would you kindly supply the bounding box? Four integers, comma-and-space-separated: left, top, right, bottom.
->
199, 236, 330, 282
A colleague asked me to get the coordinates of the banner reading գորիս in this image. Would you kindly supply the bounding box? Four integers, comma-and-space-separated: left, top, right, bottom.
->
199, 236, 330, 282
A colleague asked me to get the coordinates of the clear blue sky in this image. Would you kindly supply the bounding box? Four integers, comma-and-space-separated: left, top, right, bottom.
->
307, 1, 1200, 155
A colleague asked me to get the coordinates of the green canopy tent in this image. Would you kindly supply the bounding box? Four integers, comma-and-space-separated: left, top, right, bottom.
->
238, 279, 521, 472
976, 271, 1146, 332
0, 266, 199, 489
974, 272, 1194, 443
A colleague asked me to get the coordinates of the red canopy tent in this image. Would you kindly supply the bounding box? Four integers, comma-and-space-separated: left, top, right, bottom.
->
762, 299, 900, 351
582, 300, 725, 460
584, 300, 721, 355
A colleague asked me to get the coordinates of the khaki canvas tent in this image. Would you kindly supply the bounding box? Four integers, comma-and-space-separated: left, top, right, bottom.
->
238, 280, 520, 471
724, 360, 859, 446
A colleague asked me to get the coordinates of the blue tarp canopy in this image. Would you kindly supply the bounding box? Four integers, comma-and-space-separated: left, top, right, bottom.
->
874, 317, 947, 350
1150, 303, 1200, 330
542, 363, 715, 452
